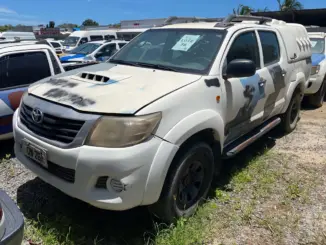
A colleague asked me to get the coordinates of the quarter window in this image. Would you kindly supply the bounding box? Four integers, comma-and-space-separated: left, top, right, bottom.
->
0, 52, 51, 89
227, 31, 260, 69
258, 31, 280, 65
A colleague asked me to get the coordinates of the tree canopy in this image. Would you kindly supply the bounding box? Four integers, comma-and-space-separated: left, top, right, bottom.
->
277, 0, 304, 11
82, 19, 99, 26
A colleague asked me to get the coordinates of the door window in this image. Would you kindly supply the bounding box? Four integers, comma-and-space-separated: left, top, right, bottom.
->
118, 43, 126, 48
226, 31, 260, 69
96, 44, 117, 59
79, 37, 88, 45
0, 52, 51, 89
258, 31, 280, 65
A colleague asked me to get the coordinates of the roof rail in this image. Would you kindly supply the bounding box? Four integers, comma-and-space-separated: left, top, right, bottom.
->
215, 14, 272, 27
163, 16, 224, 26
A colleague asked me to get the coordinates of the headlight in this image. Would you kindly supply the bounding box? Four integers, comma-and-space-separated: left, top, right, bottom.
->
85, 112, 162, 148
311, 65, 320, 75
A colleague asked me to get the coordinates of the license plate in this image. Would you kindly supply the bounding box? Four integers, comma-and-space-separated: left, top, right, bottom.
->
22, 139, 48, 168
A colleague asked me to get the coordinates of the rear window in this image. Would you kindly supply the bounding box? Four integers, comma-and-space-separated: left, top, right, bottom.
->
50, 42, 61, 48
0, 51, 51, 89
310, 38, 325, 54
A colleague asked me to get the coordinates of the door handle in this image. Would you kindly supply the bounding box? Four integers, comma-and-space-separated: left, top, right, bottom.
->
258, 78, 267, 87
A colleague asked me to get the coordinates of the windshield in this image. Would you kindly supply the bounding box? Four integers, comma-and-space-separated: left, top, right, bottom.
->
110, 29, 225, 74
310, 38, 325, 54
70, 43, 101, 55
63, 36, 80, 46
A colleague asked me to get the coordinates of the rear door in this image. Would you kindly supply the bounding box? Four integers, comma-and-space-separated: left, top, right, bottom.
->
256, 29, 288, 120
0, 50, 52, 135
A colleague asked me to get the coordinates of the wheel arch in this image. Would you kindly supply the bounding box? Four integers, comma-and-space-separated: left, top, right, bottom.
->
142, 110, 224, 205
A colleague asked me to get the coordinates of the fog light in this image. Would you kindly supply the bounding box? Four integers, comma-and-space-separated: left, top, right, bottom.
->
110, 179, 124, 192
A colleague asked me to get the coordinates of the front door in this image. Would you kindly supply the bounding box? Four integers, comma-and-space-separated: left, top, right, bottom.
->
221, 30, 268, 144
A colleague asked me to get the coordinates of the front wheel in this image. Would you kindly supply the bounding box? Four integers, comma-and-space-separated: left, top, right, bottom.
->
149, 142, 215, 223
280, 91, 301, 134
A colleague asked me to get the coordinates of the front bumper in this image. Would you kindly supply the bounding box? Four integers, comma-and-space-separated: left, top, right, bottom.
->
0, 190, 24, 245
13, 109, 178, 210
305, 74, 324, 95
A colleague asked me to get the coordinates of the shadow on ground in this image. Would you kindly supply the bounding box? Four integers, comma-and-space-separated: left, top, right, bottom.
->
0, 139, 15, 159
16, 130, 280, 245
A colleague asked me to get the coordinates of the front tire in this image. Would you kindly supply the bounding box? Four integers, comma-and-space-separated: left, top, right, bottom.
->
280, 91, 301, 134
149, 142, 215, 223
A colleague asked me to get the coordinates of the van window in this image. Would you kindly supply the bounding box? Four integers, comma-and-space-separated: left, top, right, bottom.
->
105, 35, 116, 41
227, 31, 260, 69
0, 52, 51, 89
258, 31, 280, 65
90, 35, 103, 41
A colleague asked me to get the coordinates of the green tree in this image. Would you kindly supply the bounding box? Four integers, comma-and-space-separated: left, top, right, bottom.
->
233, 4, 253, 15
49, 21, 55, 28
277, 0, 303, 11
57, 23, 78, 29
82, 19, 99, 26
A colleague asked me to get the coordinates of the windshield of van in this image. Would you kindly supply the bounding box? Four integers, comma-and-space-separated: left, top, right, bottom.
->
70, 43, 101, 55
63, 36, 80, 46
110, 29, 225, 75
310, 38, 325, 54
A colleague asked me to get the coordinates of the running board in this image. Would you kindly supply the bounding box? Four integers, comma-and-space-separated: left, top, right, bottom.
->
223, 117, 281, 158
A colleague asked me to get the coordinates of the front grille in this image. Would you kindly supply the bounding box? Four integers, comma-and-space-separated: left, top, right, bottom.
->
20, 103, 85, 144
95, 176, 108, 189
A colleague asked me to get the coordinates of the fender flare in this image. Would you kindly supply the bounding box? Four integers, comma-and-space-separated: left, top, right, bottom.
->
281, 72, 306, 114
142, 110, 224, 205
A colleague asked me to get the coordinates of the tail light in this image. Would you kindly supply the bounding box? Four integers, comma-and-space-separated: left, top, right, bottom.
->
0, 207, 3, 222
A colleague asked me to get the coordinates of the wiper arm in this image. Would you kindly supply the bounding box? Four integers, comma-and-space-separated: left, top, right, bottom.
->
134, 62, 177, 72
109, 59, 140, 67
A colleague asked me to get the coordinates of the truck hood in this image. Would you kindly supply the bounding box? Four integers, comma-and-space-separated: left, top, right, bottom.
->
28, 64, 201, 114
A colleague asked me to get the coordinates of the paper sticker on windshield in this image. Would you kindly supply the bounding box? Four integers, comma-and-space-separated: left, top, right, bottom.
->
172, 35, 200, 51
311, 41, 317, 47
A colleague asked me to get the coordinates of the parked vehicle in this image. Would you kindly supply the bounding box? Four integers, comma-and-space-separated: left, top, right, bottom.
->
0, 41, 95, 141
0, 31, 36, 41
62, 30, 118, 52
0, 189, 24, 245
13, 15, 311, 223
60, 40, 128, 65
306, 32, 326, 107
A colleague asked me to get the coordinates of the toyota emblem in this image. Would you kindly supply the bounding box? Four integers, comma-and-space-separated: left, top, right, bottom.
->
31, 108, 44, 124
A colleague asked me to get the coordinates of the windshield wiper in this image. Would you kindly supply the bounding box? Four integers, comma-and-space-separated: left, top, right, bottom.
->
109, 59, 140, 67
134, 62, 177, 72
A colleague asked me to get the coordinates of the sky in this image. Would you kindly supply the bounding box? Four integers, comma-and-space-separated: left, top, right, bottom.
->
0, 0, 324, 26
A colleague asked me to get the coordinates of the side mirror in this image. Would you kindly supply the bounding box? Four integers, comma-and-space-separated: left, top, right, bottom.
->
223, 59, 256, 79
95, 52, 103, 58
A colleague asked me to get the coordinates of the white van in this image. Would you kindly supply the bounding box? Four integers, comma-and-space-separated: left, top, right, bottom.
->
116, 28, 148, 41
0, 32, 36, 41
62, 30, 117, 52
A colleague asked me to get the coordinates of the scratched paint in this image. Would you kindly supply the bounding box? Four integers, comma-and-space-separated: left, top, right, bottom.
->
43, 88, 96, 107
47, 78, 78, 88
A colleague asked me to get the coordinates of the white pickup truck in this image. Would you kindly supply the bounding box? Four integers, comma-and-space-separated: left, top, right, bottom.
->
13, 15, 311, 223
306, 32, 326, 107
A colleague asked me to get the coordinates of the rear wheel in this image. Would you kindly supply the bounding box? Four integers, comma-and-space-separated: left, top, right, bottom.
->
149, 142, 215, 223
280, 91, 301, 134
308, 79, 326, 108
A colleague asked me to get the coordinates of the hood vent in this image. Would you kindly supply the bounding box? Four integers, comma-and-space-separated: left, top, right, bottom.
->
78, 72, 110, 83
